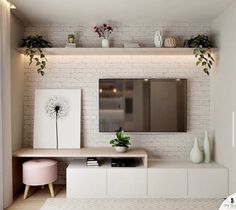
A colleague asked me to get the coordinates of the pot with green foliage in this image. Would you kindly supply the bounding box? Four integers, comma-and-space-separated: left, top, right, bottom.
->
110, 127, 131, 153
184, 34, 215, 75
21, 35, 53, 76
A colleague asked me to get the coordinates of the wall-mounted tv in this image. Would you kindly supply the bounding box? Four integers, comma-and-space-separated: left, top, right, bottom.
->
99, 79, 187, 132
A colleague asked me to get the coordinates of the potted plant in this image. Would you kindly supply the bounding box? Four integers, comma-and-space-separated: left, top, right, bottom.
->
184, 34, 215, 75
94, 24, 113, 48
110, 127, 131, 153
68, 34, 75, 43
21, 35, 53, 76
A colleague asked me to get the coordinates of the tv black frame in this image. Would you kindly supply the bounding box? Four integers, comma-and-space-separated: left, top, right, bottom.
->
98, 78, 187, 133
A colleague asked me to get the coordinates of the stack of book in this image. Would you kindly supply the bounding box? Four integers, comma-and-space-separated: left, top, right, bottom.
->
123, 42, 140, 48
86, 157, 99, 167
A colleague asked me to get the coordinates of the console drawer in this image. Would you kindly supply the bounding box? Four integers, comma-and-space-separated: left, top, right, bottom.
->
107, 168, 147, 197
148, 168, 187, 197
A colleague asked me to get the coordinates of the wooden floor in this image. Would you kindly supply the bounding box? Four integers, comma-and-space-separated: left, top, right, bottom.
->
6, 185, 66, 210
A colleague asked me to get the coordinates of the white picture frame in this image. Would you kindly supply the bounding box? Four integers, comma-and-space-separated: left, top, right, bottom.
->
33, 89, 81, 149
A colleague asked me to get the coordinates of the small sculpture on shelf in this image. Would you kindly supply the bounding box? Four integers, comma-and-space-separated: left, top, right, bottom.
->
68, 34, 75, 43
66, 34, 76, 48
110, 127, 131, 153
94, 23, 113, 48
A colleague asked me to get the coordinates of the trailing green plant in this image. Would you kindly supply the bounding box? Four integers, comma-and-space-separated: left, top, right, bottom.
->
110, 127, 131, 148
184, 34, 215, 76
21, 35, 53, 76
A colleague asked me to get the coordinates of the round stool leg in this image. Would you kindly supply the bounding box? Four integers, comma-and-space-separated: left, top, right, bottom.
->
48, 183, 54, 197
23, 185, 30, 199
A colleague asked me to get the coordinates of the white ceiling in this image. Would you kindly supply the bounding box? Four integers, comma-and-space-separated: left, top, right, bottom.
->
10, 0, 235, 25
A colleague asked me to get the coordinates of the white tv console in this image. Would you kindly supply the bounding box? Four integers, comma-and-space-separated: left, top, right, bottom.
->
13, 147, 228, 198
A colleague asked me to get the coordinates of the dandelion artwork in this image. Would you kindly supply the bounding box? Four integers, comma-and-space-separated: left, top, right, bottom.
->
46, 96, 69, 149
33, 89, 81, 149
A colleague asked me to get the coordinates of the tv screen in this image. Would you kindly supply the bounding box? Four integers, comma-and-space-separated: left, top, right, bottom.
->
99, 79, 187, 132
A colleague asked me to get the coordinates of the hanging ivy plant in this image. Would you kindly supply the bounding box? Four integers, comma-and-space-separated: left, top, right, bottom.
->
184, 34, 215, 76
21, 35, 53, 76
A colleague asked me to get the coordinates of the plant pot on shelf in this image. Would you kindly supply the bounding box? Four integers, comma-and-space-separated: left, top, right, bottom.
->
115, 146, 128, 153
102, 38, 110, 48
110, 127, 131, 153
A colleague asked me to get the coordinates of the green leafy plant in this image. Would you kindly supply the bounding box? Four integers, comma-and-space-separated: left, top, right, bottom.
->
21, 35, 53, 76
110, 127, 131, 148
184, 34, 215, 75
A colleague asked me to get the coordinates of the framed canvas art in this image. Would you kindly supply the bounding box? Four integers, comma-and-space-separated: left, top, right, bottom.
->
33, 89, 81, 149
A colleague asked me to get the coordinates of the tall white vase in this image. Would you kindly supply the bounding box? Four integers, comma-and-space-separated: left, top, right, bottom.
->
102, 38, 109, 48
190, 137, 203, 164
203, 130, 211, 163
154, 31, 163, 48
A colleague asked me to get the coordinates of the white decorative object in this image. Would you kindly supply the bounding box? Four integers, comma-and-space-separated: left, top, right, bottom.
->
34, 89, 81, 149
102, 39, 109, 48
203, 130, 211, 163
154, 31, 163, 48
115, 146, 127, 153
190, 138, 203, 164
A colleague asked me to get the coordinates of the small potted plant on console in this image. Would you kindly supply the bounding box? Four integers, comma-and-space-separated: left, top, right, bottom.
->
110, 127, 131, 153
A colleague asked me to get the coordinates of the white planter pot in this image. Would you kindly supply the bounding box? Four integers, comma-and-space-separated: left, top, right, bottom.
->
102, 39, 110, 48
115, 146, 128, 153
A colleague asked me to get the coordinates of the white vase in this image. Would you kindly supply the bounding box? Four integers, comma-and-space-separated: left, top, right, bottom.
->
102, 38, 109, 48
203, 130, 211, 163
154, 31, 163, 48
190, 138, 203, 164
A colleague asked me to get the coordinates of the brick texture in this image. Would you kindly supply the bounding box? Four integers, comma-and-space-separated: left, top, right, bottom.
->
23, 24, 212, 183
24, 23, 212, 48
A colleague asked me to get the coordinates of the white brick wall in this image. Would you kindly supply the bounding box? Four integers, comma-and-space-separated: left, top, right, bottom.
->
25, 23, 211, 48
24, 55, 211, 159
23, 23, 212, 183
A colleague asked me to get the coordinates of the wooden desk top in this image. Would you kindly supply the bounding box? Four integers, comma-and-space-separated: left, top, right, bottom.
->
12, 147, 148, 158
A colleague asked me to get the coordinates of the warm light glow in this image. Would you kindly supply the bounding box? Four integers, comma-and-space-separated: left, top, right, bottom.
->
144, 79, 149, 82
176, 78, 180, 81
10, 4, 16, 9
99, 89, 103, 93
113, 88, 117, 93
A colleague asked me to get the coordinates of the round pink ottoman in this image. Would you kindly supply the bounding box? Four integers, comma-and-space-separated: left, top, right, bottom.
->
23, 159, 57, 199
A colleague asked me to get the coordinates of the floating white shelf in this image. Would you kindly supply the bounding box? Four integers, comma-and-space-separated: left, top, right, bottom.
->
18, 48, 217, 56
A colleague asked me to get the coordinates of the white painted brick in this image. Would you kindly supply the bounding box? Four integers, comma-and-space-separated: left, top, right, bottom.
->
23, 23, 213, 183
